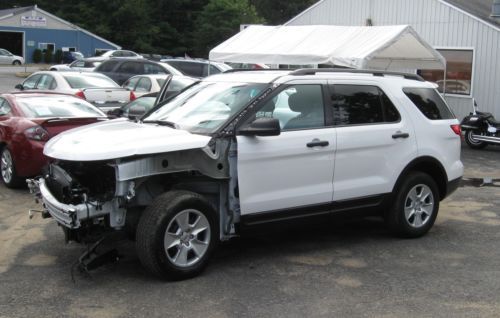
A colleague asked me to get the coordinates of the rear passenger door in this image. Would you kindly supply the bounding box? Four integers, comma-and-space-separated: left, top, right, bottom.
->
328, 81, 417, 201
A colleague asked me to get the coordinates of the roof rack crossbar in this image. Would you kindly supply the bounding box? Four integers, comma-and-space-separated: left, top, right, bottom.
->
223, 68, 289, 73
289, 68, 425, 82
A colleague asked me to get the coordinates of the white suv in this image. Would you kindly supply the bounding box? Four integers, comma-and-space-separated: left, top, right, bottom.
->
28, 69, 463, 280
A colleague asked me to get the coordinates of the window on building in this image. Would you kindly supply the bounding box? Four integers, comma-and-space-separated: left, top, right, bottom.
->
39, 43, 55, 52
417, 49, 473, 96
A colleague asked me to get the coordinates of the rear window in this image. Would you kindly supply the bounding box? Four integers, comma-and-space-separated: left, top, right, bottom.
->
63, 74, 119, 89
403, 88, 455, 120
17, 96, 105, 118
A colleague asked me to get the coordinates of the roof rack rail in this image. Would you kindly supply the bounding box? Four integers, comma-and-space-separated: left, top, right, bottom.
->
223, 68, 290, 74
289, 68, 425, 82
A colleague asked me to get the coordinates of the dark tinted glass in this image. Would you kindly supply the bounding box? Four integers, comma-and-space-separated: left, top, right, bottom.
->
119, 62, 143, 74
331, 85, 383, 125
403, 88, 454, 120
97, 60, 119, 72
381, 91, 400, 122
144, 63, 167, 75
167, 61, 203, 77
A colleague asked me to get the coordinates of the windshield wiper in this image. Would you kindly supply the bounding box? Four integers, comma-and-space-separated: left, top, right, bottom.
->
142, 120, 178, 129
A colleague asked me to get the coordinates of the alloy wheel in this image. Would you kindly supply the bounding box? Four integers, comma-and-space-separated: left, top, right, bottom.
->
1, 150, 13, 183
163, 209, 211, 267
404, 184, 434, 228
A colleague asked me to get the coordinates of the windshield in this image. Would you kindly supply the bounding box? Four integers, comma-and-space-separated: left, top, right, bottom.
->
63, 74, 119, 89
144, 81, 268, 134
122, 97, 156, 117
17, 96, 105, 118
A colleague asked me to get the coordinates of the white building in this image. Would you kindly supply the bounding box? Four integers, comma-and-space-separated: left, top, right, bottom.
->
286, 0, 500, 119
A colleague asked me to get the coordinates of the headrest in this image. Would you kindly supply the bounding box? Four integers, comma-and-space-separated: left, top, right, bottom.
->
288, 92, 311, 113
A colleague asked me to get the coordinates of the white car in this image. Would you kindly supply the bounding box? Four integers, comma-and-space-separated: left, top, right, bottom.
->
86, 50, 143, 62
49, 60, 102, 72
17, 71, 131, 111
28, 69, 463, 280
123, 74, 197, 98
0, 48, 24, 65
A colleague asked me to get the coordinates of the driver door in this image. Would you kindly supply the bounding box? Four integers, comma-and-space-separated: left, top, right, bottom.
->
236, 82, 336, 217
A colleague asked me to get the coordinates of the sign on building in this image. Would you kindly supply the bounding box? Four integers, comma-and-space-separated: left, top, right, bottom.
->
21, 16, 47, 27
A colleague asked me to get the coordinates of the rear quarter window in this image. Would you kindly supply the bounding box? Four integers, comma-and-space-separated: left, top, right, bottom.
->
97, 60, 119, 72
403, 88, 455, 120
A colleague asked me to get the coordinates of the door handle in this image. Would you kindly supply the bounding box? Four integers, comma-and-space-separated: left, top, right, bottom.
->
392, 132, 410, 139
307, 139, 329, 147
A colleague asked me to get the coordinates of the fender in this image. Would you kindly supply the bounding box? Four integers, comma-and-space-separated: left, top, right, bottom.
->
392, 156, 448, 200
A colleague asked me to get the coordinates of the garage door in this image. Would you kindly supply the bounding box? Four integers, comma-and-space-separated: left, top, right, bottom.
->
0, 31, 23, 57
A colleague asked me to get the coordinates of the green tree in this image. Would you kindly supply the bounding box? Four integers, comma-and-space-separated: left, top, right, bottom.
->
192, 0, 264, 57
43, 49, 53, 64
32, 49, 42, 63
251, 0, 317, 25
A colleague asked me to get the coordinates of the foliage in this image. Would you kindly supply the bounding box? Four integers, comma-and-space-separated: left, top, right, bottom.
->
43, 49, 53, 64
192, 0, 264, 57
0, 0, 317, 58
32, 49, 42, 63
54, 49, 63, 63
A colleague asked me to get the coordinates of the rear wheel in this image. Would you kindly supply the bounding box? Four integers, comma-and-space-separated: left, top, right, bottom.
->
1, 148, 24, 188
136, 190, 218, 280
465, 130, 488, 149
385, 172, 439, 238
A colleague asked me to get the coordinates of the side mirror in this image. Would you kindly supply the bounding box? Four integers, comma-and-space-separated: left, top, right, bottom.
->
15, 84, 24, 90
238, 117, 281, 137
128, 105, 146, 119
107, 108, 123, 118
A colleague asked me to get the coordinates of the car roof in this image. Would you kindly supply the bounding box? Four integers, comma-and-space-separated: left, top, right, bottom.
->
203, 69, 437, 88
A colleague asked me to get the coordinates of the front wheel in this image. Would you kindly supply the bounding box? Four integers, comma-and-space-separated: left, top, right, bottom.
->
12, 60, 21, 66
136, 190, 218, 280
464, 130, 488, 149
385, 172, 439, 238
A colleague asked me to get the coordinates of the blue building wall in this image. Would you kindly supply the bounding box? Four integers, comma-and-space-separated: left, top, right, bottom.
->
0, 26, 117, 62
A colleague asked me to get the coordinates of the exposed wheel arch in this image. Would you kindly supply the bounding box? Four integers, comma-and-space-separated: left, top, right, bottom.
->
393, 156, 448, 201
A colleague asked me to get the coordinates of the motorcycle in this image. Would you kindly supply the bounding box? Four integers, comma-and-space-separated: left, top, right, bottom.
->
461, 99, 500, 149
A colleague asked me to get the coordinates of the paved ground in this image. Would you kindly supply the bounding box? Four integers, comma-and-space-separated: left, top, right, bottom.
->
0, 145, 499, 318
0, 65, 47, 93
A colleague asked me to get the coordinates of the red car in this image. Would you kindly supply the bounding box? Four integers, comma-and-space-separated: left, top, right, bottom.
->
0, 92, 107, 188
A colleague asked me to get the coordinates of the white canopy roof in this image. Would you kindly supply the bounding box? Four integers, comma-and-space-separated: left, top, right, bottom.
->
209, 25, 445, 70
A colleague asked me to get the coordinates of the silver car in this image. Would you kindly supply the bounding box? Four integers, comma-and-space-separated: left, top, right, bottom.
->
0, 49, 24, 65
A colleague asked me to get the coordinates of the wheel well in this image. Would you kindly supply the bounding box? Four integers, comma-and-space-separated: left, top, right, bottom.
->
394, 157, 448, 200
0, 142, 5, 152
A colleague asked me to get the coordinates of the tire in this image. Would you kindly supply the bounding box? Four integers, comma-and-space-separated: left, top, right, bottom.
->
0, 147, 24, 188
136, 190, 218, 280
464, 130, 488, 149
385, 172, 439, 238
12, 60, 21, 66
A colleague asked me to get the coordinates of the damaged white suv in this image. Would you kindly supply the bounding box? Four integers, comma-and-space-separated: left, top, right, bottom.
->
28, 69, 463, 280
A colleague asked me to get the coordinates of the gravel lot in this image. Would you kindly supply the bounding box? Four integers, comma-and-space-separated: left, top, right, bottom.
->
0, 145, 499, 318
0, 67, 500, 317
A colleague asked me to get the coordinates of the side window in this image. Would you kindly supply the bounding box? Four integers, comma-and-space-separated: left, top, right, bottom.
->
119, 62, 143, 74
256, 84, 325, 130
97, 60, 119, 72
22, 74, 42, 89
0, 98, 12, 116
403, 87, 455, 120
203, 64, 222, 76
330, 85, 400, 125
136, 78, 152, 92
111, 51, 123, 57
36, 74, 56, 90
124, 77, 139, 90
71, 61, 85, 68
169, 61, 202, 77
144, 63, 167, 75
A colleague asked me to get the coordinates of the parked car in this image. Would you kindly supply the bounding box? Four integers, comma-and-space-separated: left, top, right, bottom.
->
107, 93, 157, 119
226, 62, 270, 70
86, 50, 143, 62
0, 48, 24, 65
15, 71, 132, 111
160, 58, 231, 77
123, 74, 197, 98
0, 92, 106, 187
94, 58, 183, 85
28, 69, 463, 280
49, 59, 102, 72
61, 51, 84, 64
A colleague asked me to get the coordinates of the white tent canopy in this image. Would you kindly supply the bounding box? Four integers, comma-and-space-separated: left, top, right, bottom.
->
209, 25, 445, 70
